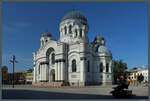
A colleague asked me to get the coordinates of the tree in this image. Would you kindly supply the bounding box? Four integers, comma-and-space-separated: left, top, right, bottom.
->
113, 59, 128, 84
133, 67, 137, 70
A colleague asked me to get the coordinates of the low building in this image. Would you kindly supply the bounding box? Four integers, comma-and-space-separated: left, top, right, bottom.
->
137, 66, 148, 83
7, 72, 26, 84
127, 66, 148, 84
126, 69, 138, 84
1, 66, 8, 84
25, 69, 33, 84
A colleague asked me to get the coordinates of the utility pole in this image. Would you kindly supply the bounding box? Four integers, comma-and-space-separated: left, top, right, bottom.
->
10, 55, 18, 88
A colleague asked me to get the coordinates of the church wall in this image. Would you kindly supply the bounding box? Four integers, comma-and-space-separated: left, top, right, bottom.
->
85, 52, 93, 82
93, 56, 105, 83
68, 52, 80, 83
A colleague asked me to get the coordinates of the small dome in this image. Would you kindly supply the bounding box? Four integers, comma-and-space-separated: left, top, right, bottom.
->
41, 32, 52, 37
95, 35, 104, 40
61, 11, 87, 22
98, 46, 111, 55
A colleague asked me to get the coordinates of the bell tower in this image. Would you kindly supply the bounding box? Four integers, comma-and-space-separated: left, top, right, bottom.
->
59, 11, 89, 43
40, 31, 53, 48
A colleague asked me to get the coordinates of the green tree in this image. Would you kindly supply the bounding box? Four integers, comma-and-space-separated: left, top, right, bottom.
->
133, 67, 137, 70
113, 59, 128, 84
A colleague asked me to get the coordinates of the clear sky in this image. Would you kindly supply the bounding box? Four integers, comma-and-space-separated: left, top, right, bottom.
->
2, 2, 148, 73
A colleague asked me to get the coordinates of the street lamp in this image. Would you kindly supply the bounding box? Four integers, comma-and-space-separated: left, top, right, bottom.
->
10, 55, 18, 88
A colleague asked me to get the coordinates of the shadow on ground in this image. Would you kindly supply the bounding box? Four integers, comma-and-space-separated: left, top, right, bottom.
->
2, 89, 148, 99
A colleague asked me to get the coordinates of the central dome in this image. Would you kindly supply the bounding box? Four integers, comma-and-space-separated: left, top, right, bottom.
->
61, 11, 87, 22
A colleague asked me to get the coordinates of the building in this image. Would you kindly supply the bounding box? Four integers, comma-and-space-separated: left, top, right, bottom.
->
137, 66, 148, 83
33, 11, 113, 86
126, 69, 138, 84
6, 69, 33, 85
24, 69, 33, 84
1, 66, 8, 84
127, 66, 148, 84
7, 72, 26, 84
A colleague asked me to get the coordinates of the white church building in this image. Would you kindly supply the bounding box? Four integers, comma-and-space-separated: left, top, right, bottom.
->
32, 11, 114, 86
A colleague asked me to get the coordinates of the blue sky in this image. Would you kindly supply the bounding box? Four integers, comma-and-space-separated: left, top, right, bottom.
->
2, 2, 148, 73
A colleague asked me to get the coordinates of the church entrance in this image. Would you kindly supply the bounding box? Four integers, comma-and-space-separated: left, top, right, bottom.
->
50, 69, 55, 82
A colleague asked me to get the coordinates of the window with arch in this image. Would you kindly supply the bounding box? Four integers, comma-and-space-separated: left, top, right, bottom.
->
38, 65, 40, 74
80, 29, 82, 37
106, 63, 109, 72
72, 59, 76, 72
87, 60, 90, 72
69, 25, 72, 34
75, 29, 78, 37
64, 26, 67, 34
96, 45, 99, 52
51, 53, 55, 64
100, 63, 103, 72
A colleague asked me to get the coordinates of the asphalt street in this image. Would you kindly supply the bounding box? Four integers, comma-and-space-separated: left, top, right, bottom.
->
2, 85, 148, 99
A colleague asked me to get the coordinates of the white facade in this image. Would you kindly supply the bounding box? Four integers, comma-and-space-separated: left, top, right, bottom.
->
33, 11, 114, 86
137, 67, 148, 83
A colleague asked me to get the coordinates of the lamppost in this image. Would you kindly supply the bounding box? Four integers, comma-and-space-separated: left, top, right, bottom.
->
10, 55, 18, 88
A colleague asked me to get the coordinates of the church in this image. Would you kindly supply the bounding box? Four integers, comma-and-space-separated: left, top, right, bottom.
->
32, 11, 114, 86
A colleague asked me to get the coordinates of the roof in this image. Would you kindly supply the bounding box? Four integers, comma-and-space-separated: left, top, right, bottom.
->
95, 35, 104, 40
98, 46, 111, 54
41, 32, 52, 37
61, 11, 87, 22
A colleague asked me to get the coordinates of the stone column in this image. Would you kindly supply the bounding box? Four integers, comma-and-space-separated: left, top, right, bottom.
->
103, 62, 106, 72
62, 28, 65, 36
40, 64, 42, 81
43, 64, 45, 81
63, 60, 65, 81
67, 26, 69, 35
109, 61, 112, 73
77, 29, 80, 38
61, 61, 64, 81
46, 64, 49, 81
55, 61, 58, 81
72, 32, 75, 38
82, 30, 84, 38
33, 67, 36, 82
58, 61, 61, 81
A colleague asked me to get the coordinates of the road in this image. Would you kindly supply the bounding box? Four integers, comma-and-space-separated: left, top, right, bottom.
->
2, 85, 148, 99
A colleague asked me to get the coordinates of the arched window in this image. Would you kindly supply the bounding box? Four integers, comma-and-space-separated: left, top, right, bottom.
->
80, 29, 82, 37
96, 45, 99, 52
51, 53, 55, 64
75, 29, 77, 37
64, 26, 67, 34
106, 63, 109, 72
38, 65, 40, 74
72, 59, 76, 72
69, 25, 72, 34
100, 63, 103, 72
87, 60, 90, 72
